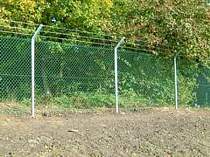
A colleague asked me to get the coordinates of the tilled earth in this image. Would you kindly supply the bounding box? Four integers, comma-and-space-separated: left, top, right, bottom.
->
0, 108, 210, 157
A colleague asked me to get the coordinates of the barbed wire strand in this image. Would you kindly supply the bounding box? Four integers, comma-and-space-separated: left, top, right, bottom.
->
42, 30, 118, 43
0, 29, 173, 52
0, 30, 33, 37
0, 18, 115, 38
43, 24, 116, 38
0, 24, 35, 32
0, 19, 40, 27
0, 22, 119, 43
0, 19, 173, 51
39, 35, 115, 47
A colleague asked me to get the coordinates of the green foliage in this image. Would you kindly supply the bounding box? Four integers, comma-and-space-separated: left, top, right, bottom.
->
111, 0, 210, 61
179, 76, 197, 105
0, 0, 43, 23
1, 0, 210, 62
50, 92, 115, 109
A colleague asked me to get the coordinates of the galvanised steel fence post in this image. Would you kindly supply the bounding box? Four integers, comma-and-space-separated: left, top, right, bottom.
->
174, 53, 179, 110
31, 24, 43, 118
114, 37, 125, 113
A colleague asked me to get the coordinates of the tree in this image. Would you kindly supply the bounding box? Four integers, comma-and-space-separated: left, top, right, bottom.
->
111, 0, 210, 61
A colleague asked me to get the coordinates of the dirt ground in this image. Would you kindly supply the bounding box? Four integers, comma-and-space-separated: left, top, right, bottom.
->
0, 108, 210, 157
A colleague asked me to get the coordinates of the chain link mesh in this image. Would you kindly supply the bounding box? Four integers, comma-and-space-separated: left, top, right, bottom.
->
0, 36, 31, 101
35, 40, 115, 108
119, 50, 174, 108
1, 33, 210, 109
196, 62, 210, 107
178, 58, 210, 107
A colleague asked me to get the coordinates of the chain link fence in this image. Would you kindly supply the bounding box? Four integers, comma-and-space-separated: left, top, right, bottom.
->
1, 28, 210, 115
35, 40, 115, 108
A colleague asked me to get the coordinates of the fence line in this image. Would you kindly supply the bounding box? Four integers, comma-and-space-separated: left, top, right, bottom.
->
1, 26, 210, 117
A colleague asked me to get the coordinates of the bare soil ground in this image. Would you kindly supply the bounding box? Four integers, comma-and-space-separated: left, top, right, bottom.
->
0, 108, 210, 157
